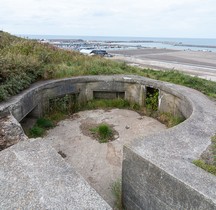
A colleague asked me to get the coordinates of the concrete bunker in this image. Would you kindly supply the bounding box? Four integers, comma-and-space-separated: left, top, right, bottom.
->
0, 75, 216, 210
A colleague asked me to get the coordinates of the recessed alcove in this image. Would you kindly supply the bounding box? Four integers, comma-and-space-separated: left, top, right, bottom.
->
93, 91, 125, 100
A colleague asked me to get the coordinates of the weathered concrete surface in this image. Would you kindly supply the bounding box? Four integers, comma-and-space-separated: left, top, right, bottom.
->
43, 109, 166, 207
122, 79, 216, 209
0, 77, 146, 122
0, 139, 111, 210
0, 115, 27, 150
159, 90, 183, 118
0, 75, 216, 209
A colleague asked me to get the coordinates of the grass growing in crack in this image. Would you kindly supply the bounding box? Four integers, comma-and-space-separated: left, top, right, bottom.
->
193, 160, 216, 176
112, 180, 123, 210
157, 112, 185, 128
90, 124, 114, 143
193, 134, 216, 176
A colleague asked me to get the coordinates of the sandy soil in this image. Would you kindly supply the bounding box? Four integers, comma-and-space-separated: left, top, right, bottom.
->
108, 48, 216, 81
42, 109, 166, 207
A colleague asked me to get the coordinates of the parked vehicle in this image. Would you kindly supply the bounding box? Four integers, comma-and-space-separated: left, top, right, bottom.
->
80, 49, 112, 57
90, 50, 108, 56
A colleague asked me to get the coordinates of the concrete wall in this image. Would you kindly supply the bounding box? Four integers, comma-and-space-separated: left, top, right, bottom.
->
0, 75, 216, 209
0, 77, 147, 122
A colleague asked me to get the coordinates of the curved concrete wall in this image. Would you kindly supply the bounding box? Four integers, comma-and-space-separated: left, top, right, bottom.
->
0, 75, 190, 122
0, 75, 216, 209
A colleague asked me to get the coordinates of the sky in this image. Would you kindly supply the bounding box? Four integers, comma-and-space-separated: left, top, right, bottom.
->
0, 0, 216, 38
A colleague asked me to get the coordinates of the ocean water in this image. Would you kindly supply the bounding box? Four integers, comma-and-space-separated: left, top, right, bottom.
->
20, 34, 216, 52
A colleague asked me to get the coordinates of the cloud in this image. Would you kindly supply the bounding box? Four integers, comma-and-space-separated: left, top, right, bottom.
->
0, 0, 215, 37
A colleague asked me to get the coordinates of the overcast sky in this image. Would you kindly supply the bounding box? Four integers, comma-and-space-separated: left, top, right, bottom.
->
1, 0, 216, 38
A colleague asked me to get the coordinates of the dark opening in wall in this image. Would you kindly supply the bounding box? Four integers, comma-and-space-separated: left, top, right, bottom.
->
145, 87, 159, 111
20, 107, 38, 134
93, 91, 125, 100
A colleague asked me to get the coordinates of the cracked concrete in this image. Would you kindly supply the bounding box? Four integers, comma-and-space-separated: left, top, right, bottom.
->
42, 109, 166, 207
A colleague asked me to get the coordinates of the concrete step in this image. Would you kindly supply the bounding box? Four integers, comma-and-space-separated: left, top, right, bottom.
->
0, 139, 111, 210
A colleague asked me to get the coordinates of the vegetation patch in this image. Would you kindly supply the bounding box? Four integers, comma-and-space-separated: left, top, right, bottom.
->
48, 94, 79, 115
26, 96, 183, 138
193, 134, 216, 176
80, 120, 118, 143
28, 118, 53, 138
1, 31, 216, 102
80, 98, 138, 111
145, 87, 159, 111
112, 179, 123, 210
193, 160, 216, 176
157, 112, 185, 128
90, 123, 115, 143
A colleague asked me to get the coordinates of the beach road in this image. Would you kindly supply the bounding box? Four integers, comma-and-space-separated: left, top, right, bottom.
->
108, 48, 216, 81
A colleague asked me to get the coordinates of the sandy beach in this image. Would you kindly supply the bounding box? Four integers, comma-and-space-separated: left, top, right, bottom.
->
108, 48, 216, 81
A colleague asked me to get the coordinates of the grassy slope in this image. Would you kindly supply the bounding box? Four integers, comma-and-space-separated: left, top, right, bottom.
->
0, 31, 216, 102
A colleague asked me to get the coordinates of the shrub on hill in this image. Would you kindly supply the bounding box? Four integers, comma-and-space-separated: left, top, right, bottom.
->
0, 31, 216, 102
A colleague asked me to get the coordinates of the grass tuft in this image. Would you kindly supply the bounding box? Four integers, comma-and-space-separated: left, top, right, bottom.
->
112, 180, 123, 210
90, 124, 114, 143
29, 126, 45, 138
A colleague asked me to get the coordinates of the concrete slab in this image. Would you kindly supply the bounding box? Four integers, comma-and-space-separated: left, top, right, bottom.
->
0, 139, 111, 210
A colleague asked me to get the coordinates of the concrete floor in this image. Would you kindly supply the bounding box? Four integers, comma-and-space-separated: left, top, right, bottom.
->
42, 109, 167, 207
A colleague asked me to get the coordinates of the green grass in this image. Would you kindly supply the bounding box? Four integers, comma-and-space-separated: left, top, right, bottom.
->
28, 117, 53, 138
193, 160, 216, 176
36, 118, 54, 128
90, 124, 114, 143
112, 180, 123, 210
29, 126, 45, 138
46, 111, 66, 123
141, 69, 216, 99
1, 31, 216, 102
27, 97, 184, 138
80, 99, 131, 110
193, 134, 216, 176
157, 112, 185, 128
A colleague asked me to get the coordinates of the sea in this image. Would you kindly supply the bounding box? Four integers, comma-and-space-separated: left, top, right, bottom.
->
20, 34, 216, 52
